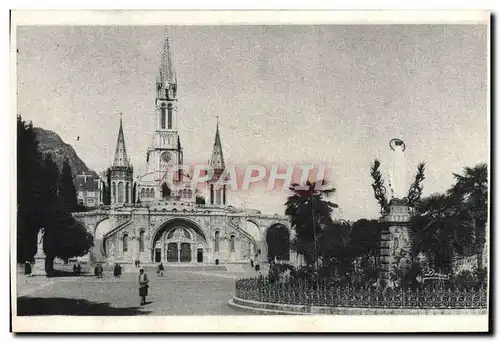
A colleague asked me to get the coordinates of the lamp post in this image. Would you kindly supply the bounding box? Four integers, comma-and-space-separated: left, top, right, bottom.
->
310, 190, 319, 285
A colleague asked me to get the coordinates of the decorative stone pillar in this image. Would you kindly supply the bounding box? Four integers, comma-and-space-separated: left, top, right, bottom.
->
379, 198, 411, 286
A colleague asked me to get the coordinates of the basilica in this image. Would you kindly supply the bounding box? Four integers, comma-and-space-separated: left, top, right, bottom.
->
74, 32, 291, 266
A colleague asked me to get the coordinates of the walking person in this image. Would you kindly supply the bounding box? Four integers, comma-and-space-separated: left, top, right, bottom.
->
138, 268, 149, 305
157, 262, 164, 277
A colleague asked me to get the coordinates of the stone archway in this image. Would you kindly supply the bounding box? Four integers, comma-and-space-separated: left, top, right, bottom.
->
150, 218, 207, 263
265, 223, 290, 262
91, 218, 111, 262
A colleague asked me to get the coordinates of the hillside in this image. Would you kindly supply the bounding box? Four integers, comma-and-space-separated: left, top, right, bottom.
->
34, 127, 98, 179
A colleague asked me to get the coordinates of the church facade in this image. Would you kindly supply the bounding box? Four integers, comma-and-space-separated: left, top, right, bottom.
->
74, 32, 291, 266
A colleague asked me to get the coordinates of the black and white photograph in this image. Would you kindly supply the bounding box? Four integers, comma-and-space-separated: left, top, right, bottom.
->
10, 10, 490, 332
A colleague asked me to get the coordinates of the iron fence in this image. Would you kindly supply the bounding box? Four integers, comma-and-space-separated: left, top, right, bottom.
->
235, 277, 487, 309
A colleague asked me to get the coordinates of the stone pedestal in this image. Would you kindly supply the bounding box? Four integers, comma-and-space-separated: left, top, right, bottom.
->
378, 198, 411, 285
31, 228, 46, 276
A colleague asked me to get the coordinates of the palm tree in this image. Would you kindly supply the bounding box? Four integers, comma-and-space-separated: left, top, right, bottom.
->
285, 180, 338, 266
447, 163, 488, 269
410, 194, 473, 272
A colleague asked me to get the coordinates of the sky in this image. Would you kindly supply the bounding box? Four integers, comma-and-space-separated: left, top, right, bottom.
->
16, 25, 488, 220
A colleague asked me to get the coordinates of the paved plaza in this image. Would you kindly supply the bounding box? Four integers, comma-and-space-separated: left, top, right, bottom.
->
17, 267, 262, 316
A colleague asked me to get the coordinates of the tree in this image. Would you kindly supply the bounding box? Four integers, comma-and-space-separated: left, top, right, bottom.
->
266, 225, 290, 262
58, 159, 79, 213
447, 163, 488, 269
285, 180, 338, 265
407, 162, 426, 208
41, 155, 94, 275
410, 193, 472, 273
17, 116, 44, 262
350, 219, 381, 262
370, 159, 389, 215
318, 220, 353, 277
40, 155, 61, 275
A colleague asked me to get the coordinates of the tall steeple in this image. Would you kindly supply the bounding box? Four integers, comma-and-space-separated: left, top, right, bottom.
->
113, 114, 131, 168
158, 28, 176, 89
210, 116, 225, 171
110, 114, 133, 205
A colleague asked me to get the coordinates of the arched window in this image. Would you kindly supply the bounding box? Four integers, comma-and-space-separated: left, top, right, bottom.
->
167, 103, 173, 129
210, 184, 214, 204
161, 104, 166, 129
117, 182, 124, 203
123, 234, 129, 252
146, 188, 151, 198
151, 189, 155, 199
141, 188, 145, 197
112, 182, 116, 203
125, 182, 129, 203
139, 231, 145, 252
214, 231, 220, 252
230, 234, 236, 252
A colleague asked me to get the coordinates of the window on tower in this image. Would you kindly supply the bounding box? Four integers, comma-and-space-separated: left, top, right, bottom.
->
167, 103, 173, 129
161, 104, 166, 129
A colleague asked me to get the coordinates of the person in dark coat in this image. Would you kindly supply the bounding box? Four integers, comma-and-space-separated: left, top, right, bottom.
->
25, 261, 32, 276
77, 263, 82, 276
113, 263, 120, 278
157, 262, 164, 277
138, 268, 149, 305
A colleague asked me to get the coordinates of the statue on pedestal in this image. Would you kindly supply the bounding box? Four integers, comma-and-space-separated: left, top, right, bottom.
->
388, 138, 408, 200
35, 227, 45, 258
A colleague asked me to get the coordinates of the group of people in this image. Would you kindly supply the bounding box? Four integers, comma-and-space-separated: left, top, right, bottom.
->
113, 263, 122, 277
94, 263, 104, 278
72, 263, 82, 275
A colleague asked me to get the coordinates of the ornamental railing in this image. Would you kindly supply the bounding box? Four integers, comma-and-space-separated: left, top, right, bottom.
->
235, 277, 487, 309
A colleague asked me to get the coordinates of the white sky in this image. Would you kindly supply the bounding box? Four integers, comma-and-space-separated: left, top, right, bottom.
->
16, 25, 488, 220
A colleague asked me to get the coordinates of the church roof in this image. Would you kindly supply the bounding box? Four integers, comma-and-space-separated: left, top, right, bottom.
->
112, 116, 132, 169
209, 120, 225, 171
159, 28, 176, 87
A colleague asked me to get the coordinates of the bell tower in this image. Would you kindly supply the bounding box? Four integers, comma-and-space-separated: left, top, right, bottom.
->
110, 114, 134, 205
146, 28, 183, 178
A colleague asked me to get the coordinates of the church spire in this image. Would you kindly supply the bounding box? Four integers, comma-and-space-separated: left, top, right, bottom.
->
159, 28, 176, 87
210, 116, 225, 171
113, 114, 131, 168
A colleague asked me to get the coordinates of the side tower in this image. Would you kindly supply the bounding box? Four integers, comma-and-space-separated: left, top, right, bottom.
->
208, 119, 227, 206
110, 116, 134, 205
146, 29, 183, 182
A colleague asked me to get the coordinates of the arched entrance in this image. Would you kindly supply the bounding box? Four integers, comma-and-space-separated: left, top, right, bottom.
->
91, 218, 111, 263
151, 219, 207, 263
266, 224, 290, 262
